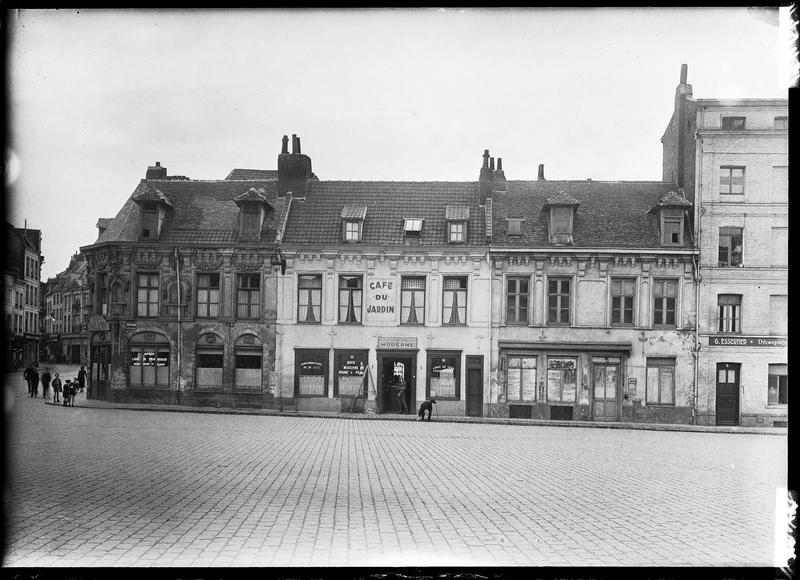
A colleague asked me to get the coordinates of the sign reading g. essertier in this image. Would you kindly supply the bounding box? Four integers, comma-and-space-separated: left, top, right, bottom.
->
365, 278, 397, 322
709, 336, 787, 347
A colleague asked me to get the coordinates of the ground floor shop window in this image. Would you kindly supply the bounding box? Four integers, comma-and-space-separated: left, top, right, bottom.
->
547, 357, 577, 403
428, 352, 460, 399
646, 358, 675, 405
506, 356, 537, 401
335, 350, 368, 396
129, 332, 169, 388
296, 349, 328, 396
234, 334, 263, 391
196, 342, 224, 390
768, 364, 787, 405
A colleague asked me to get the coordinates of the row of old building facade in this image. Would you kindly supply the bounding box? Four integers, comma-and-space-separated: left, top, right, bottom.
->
72, 66, 786, 427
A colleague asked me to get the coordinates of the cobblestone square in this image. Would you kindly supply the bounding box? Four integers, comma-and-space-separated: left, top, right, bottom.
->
3, 381, 787, 567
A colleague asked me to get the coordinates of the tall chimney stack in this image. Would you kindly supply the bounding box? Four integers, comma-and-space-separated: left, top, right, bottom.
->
291, 134, 299, 154
492, 157, 506, 192
489, 157, 495, 171
281, 135, 289, 154
538, 164, 546, 180
479, 149, 494, 204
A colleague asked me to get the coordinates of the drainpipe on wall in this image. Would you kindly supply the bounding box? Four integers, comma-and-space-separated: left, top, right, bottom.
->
175, 247, 182, 404
691, 130, 703, 425
486, 250, 493, 413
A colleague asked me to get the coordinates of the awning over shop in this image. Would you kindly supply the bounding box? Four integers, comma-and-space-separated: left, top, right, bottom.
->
498, 341, 631, 352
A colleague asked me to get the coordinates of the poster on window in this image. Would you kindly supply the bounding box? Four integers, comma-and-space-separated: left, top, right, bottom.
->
547, 358, 577, 402
365, 278, 397, 322
430, 360, 456, 398
337, 353, 367, 396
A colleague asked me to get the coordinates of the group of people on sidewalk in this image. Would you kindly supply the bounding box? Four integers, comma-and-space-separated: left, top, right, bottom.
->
22, 365, 86, 407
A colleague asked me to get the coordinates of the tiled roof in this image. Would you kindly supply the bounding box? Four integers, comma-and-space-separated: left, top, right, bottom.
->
282, 181, 485, 246
647, 190, 692, 213
96, 218, 112, 230
542, 191, 581, 208
492, 180, 690, 248
225, 169, 278, 180
88, 180, 282, 247
445, 206, 470, 220
132, 184, 174, 207
233, 187, 269, 205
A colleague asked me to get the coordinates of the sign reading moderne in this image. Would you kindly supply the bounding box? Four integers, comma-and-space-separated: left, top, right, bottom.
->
709, 336, 787, 347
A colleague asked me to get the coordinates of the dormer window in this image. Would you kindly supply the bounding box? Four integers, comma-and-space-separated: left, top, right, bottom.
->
234, 187, 272, 241
506, 219, 523, 236
542, 192, 580, 245
660, 208, 683, 245
242, 206, 261, 239
721, 116, 745, 130
404, 218, 423, 246
141, 202, 158, 239
341, 205, 367, 243
445, 206, 469, 244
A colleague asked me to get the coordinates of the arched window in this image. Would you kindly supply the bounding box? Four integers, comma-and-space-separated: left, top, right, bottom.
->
196, 333, 224, 390
234, 334, 263, 391
129, 332, 170, 389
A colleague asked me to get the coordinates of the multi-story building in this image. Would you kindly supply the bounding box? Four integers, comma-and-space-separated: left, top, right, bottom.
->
4, 222, 43, 369
42, 252, 91, 364
662, 65, 788, 427
80, 161, 287, 406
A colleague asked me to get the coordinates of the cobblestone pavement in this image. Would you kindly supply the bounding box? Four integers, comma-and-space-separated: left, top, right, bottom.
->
3, 381, 788, 567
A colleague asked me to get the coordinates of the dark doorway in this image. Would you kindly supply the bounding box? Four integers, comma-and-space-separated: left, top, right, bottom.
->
70, 344, 81, 364
716, 362, 740, 426
466, 355, 483, 417
91, 343, 110, 400
377, 352, 416, 414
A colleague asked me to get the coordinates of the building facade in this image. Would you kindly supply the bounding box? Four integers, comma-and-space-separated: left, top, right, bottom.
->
4, 222, 43, 369
662, 66, 788, 427
42, 252, 91, 364
80, 161, 286, 407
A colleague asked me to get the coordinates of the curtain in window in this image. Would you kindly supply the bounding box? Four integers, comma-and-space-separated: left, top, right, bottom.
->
338, 276, 362, 323
401, 277, 425, 324
442, 278, 466, 325
298, 276, 322, 322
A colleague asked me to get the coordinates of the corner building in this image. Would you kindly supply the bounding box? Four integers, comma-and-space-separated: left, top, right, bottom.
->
662, 66, 788, 426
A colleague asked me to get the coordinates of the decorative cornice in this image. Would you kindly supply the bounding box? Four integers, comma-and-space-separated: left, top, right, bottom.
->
192, 249, 224, 271
132, 250, 163, 270
231, 252, 264, 272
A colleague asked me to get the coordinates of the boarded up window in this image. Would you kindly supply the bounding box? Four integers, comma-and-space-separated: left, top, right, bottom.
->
769, 295, 788, 336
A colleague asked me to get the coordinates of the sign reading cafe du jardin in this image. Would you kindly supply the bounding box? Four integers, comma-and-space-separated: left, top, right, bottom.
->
709, 336, 787, 347
365, 278, 397, 322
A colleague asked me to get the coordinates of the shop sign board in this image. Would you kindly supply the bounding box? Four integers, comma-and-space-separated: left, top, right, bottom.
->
365, 278, 397, 322
377, 337, 417, 350
709, 336, 787, 347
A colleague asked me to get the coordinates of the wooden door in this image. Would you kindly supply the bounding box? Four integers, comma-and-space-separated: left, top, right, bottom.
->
592, 363, 620, 421
466, 356, 483, 417
716, 362, 740, 426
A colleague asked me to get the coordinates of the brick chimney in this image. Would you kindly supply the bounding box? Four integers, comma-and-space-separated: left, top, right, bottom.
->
492, 157, 506, 192
278, 134, 314, 195
145, 161, 167, 180
538, 164, 546, 180
479, 149, 493, 205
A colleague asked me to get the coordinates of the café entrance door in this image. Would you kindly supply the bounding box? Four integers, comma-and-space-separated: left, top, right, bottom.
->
376, 351, 416, 414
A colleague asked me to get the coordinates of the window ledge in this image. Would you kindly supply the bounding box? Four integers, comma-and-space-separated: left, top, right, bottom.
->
643, 403, 676, 407
766, 404, 788, 409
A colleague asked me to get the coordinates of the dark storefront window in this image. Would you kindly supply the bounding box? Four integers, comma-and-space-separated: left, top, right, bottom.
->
129, 332, 169, 389
295, 349, 328, 397
767, 364, 787, 405
428, 353, 460, 399
196, 333, 224, 390
506, 356, 537, 402
334, 350, 368, 396
547, 357, 577, 403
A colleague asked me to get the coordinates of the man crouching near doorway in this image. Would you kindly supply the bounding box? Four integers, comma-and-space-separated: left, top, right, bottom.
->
417, 398, 436, 421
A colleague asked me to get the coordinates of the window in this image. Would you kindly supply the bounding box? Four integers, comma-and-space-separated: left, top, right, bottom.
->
141, 202, 158, 238
653, 279, 677, 328
428, 353, 460, 399
767, 364, 787, 405
344, 220, 361, 242
338, 275, 363, 324
660, 208, 683, 245
769, 295, 787, 336
403, 219, 423, 245
295, 349, 328, 397
773, 116, 788, 130
136, 273, 159, 317
400, 276, 426, 325
721, 116, 745, 130
611, 278, 635, 325
548, 278, 571, 324
720, 166, 745, 195
506, 356, 537, 402
129, 333, 169, 389
448, 222, 465, 243
442, 277, 467, 325
770, 228, 788, 267
551, 207, 571, 234
507, 219, 523, 235
298, 275, 322, 323
196, 342, 224, 390
196, 273, 220, 318
547, 357, 577, 403
646, 359, 675, 405
334, 350, 368, 397
506, 277, 529, 324
718, 227, 743, 267
718, 294, 741, 333
237, 274, 260, 318
241, 206, 261, 239
772, 166, 788, 202
234, 334, 263, 391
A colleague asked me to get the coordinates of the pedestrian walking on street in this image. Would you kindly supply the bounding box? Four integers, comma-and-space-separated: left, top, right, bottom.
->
78, 366, 87, 393
51, 374, 62, 404
23, 367, 32, 395
40, 370, 51, 402
30, 368, 40, 398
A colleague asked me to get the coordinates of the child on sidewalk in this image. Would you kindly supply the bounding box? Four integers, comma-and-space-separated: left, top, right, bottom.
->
51, 373, 62, 404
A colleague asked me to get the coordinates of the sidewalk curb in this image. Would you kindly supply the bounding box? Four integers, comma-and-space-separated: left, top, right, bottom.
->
53, 399, 788, 436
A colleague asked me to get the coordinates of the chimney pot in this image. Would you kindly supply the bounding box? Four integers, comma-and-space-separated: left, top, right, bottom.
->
490, 157, 495, 171
291, 134, 300, 155
496, 158, 503, 171
680, 63, 688, 84
482, 149, 490, 169
155, 161, 161, 167
538, 164, 545, 180
281, 135, 289, 154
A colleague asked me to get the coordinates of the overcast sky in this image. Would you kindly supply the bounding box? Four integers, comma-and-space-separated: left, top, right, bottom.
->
7, 7, 793, 280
